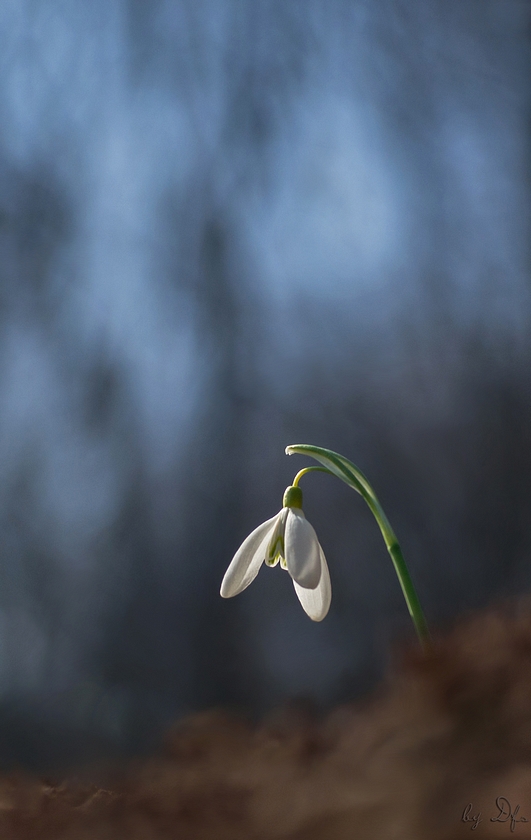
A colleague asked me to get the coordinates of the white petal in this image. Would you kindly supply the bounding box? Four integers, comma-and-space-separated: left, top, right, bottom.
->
293, 546, 331, 621
284, 508, 322, 589
220, 513, 279, 598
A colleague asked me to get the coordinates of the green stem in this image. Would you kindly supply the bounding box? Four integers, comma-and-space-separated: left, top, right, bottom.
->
292, 466, 333, 487
286, 444, 431, 650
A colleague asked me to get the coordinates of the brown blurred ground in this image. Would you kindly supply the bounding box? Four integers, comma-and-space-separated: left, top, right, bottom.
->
2, 602, 531, 839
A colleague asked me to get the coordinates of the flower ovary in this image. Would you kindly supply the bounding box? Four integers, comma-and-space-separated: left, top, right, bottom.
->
283, 485, 303, 509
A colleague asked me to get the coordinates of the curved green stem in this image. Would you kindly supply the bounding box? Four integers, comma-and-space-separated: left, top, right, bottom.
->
292, 466, 333, 487
286, 444, 431, 650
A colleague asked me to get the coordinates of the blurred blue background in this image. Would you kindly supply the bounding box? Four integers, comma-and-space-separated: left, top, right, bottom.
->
0, 0, 529, 770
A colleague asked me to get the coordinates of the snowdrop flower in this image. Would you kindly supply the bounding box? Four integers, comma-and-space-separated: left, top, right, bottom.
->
220, 485, 331, 621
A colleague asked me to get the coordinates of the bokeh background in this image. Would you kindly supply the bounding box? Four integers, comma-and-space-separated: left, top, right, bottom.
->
0, 0, 529, 770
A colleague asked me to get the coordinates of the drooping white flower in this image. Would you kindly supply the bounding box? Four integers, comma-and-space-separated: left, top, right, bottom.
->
220, 486, 331, 621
